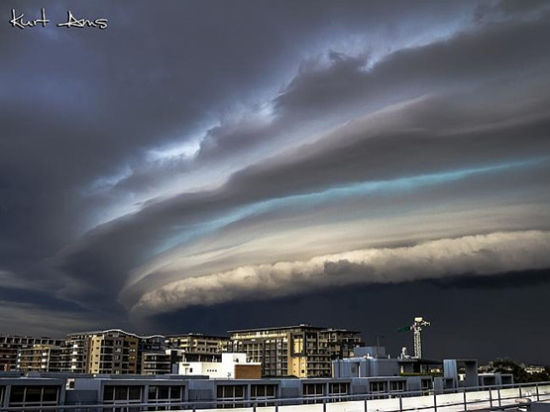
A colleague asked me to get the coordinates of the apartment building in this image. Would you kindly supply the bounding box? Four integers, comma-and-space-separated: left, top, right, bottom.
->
62, 329, 139, 374
62, 333, 90, 373
16, 344, 63, 373
87, 330, 139, 374
165, 333, 230, 362
321, 329, 363, 359
229, 324, 362, 378
0, 336, 64, 372
60, 330, 231, 375
137, 335, 166, 374
141, 352, 173, 375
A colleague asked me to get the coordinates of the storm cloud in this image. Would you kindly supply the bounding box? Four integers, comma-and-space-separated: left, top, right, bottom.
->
1, 0, 550, 360
133, 231, 550, 314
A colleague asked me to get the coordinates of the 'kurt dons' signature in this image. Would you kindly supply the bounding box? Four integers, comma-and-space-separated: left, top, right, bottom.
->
57, 10, 108, 29
9, 8, 108, 30
9, 8, 49, 29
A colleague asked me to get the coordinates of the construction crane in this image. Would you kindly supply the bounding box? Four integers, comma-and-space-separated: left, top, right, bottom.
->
397, 316, 431, 359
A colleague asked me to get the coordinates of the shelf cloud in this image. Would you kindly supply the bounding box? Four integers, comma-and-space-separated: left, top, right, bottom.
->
133, 231, 550, 314
1, 0, 549, 350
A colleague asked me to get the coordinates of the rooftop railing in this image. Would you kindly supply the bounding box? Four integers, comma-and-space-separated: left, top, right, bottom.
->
0, 380, 549, 412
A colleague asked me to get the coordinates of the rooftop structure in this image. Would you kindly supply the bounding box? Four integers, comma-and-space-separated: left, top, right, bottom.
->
176, 353, 261, 379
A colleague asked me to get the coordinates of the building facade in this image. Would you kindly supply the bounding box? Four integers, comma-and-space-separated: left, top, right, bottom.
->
176, 353, 261, 379
0, 336, 64, 372
165, 334, 230, 362
141, 352, 173, 375
229, 325, 362, 378
62, 330, 140, 374
0, 371, 523, 411
137, 335, 166, 374
87, 330, 139, 374
16, 344, 63, 373
61, 333, 89, 373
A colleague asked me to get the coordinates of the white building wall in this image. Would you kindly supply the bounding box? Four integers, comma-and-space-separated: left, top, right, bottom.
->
176, 353, 256, 378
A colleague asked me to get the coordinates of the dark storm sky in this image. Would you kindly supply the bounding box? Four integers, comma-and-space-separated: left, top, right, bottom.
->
1, 1, 550, 364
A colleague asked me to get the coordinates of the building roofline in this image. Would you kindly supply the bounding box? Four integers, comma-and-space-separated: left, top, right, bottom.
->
228, 324, 360, 333
66, 328, 165, 340
398, 358, 442, 364
0, 335, 63, 340
228, 324, 324, 333
321, 328, 361, 334
165, 333, 230, 340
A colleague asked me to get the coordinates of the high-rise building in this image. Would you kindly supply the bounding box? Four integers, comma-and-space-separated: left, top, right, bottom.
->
229, 324, 362, 378
0, 336, 64, 372
165, 333, 230, 362
16, 344, 63, 372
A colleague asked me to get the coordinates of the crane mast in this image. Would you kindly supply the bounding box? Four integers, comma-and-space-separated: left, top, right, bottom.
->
410, 316, 430, 358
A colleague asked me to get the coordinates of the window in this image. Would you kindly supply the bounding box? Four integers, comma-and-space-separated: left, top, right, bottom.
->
303, 383, 325, 404
128, 387, 141, 401
328, 383, 349, 401
250, 384, 276, 406
26, 387, 42, 403
115, 387, 128, 401
9, 387, 24, 404
103, 385, 143, 410
369, 382, 386, 398
170, 386, 182, 400
421, 379, 432, 394
147, 385, 184, 410
369, 381, 386, 394
216, 385, 246, 408
43, 387, 58, 402
158, 386, 169, 400
390, 381, 405, 392
9, 385, 59, 407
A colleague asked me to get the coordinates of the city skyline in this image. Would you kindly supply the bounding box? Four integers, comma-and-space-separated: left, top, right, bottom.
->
1, 1, 550, 364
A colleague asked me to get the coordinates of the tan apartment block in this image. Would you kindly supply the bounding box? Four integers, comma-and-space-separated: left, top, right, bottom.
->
0, 336, 64, 372
16, 344, 63, 372
87, 330, 139, 374
229, 324, 362, 378
63, 329, 140, 374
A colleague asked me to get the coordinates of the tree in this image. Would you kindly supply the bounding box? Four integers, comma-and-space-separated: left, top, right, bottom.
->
486, 359, 550, 383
